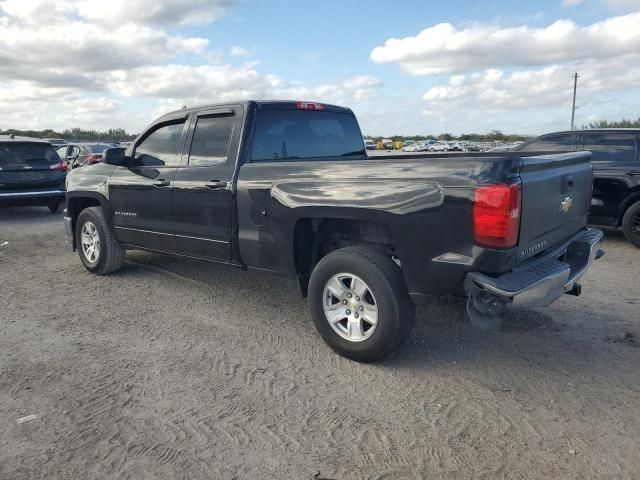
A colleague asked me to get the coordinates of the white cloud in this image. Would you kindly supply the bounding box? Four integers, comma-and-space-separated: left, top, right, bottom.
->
230, 46, 251, 57
109, 65, 381, 110
0, 0, 378, 132
604, 0, 640, 11
0, 3, 210, 89
370, 12, 640, 74
421, 55, 640, 128
562, 0, 585, 6
78, 0, 235, 26
0, 0, 236, 26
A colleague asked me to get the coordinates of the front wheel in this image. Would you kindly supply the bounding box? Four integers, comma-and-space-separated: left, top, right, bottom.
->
308, 246, 415, 362
76, 206, 125, 274
621, 200, 640, 248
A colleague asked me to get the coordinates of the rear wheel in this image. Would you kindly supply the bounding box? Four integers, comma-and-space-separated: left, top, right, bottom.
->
622, 200, 640, 248
76, 207, 125, 274
308, 246, 415, 362
47, 201, 60, 213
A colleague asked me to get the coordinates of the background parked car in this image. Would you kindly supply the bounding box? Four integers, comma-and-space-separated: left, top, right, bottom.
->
364, 139, 376, 151
0, 135, 67, 212
57, 143, 115, 169
401, 142, 419, 152
516, 129, 640, 247
382, 138, 394, 150
428, 142, 448, 152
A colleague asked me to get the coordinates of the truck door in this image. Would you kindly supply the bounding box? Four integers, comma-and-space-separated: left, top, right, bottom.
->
109, 118, 187, 252
172, 107, 243, 260
581, 131, 639, 225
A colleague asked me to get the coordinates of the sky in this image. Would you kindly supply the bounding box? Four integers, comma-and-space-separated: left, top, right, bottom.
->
1, 0, 639, 136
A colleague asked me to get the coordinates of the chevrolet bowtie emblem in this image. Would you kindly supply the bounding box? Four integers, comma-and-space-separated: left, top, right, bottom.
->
560, 196, 573, 213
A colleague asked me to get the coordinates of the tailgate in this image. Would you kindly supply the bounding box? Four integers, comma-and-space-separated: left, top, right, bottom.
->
517, 152, 592, 260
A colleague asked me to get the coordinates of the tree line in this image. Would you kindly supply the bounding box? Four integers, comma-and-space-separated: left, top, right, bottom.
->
0, 127, 137, 141
3, 117, 638, 144
581, 117, 640, 129
365, 130, 531, 143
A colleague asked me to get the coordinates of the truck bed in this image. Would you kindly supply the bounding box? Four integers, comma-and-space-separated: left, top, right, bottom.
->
235, 150, 592, 299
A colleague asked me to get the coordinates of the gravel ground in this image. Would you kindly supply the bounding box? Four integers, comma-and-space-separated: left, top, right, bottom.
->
1, 206, 639, 479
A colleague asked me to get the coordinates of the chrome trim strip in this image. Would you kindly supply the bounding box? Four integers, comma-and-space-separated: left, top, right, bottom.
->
114, 226, 173, 236
176, 233, 230, 244
114, 226, 230, 244
0, 190, 65, 197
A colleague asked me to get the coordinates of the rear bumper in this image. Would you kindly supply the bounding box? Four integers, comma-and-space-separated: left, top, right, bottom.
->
464, 228, 604, 308
0, 189, 65, 205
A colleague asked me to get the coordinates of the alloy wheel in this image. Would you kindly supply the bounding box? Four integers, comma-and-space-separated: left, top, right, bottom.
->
322, 273, 378, 342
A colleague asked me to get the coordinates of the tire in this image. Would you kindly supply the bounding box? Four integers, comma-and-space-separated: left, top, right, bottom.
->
47, 201, 60, 213
76, 206, 125, 274
308, 246, 415, 362
621, 200, 640, 248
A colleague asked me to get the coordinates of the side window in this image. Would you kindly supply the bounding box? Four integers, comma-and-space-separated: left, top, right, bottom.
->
56, 145, 68, 158
133, 121, 185, 167
582, 132, 638, 163
188, 114, 235, 166
518, 133, 576, 152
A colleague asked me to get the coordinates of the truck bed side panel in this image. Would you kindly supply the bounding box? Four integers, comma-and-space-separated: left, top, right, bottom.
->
236, 156, 522, 296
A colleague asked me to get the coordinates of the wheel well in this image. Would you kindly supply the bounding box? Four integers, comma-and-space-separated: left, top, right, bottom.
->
618, 189, 640, 225
293, 218, 398, 296
67, 197, 101, 249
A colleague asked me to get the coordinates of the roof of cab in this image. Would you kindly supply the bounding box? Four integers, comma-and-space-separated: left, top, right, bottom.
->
160, 100, 352, 120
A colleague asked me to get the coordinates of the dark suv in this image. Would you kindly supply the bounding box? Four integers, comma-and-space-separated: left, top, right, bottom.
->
517, 129, 640, 247
0, 136, 67, 213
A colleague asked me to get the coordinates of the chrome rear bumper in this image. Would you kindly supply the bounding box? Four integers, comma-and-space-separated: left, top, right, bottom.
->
464, 228, 604, 308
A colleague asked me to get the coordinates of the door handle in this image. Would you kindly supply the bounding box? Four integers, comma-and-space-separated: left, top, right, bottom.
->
153, 179, 170, 187
205, 180, 227, 190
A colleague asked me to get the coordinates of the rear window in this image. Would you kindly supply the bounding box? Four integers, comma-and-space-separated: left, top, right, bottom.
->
0, 142, 59, 167
85, 144, 113, 153
250, 109, 365, 162
517, 133, 578, 152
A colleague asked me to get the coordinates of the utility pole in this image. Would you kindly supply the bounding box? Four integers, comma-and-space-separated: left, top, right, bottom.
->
570, 72, 579, 130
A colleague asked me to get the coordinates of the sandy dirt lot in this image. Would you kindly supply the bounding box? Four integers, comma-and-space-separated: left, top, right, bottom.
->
1, 206, 639, 479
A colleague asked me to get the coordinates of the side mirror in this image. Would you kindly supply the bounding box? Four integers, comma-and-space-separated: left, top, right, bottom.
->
102, 147, 128, 166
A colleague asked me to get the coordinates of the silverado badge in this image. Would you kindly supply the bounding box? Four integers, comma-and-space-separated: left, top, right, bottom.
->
560, 196, 573, 213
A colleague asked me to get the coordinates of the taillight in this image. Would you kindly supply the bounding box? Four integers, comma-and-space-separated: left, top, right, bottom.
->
473, 182, 521, 248
87, 155, 102, 163
295, 101, 325, 111
49, 161, 68, 172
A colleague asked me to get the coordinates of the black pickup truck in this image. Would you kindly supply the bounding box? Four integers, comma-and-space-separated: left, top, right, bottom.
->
64, 101, 603, 361
517, 129, 640, 247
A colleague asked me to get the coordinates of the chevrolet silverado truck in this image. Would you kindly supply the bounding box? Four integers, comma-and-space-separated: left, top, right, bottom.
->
63, 101, 604, 362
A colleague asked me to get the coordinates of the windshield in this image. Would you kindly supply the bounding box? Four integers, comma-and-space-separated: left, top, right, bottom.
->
251, 109, 365, 161
0, 142, 60, 168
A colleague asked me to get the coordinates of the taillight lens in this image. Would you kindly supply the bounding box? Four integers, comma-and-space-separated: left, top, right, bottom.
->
295, 101, 325, 111
49, 161, 68, 172
473, 183, 521, 248
87, 155, 102, 163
